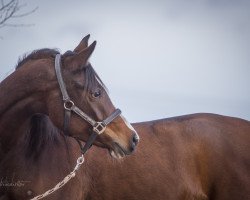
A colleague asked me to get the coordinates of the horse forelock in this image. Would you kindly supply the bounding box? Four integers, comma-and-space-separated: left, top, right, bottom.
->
84, 63, 107, 96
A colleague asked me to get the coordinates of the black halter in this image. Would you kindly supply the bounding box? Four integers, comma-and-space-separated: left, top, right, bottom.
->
55, 54, 121, 154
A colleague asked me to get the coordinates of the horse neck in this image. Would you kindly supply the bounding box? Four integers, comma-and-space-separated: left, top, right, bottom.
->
0, 115, 85, 199
0, 67, 53, 152
0, 66, 47, 114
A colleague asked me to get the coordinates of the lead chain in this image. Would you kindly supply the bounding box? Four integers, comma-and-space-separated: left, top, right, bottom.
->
30, 154, 84, 200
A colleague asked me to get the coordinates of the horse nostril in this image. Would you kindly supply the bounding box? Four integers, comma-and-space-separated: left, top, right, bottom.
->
129, 133, 138, 151
130, 144, 136, 152
132, 133, 139, 145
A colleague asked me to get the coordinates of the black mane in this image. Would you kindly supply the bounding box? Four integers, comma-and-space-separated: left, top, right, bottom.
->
16, 48, 59, 69
84, 63, 107, 95
25, 114, 62, 160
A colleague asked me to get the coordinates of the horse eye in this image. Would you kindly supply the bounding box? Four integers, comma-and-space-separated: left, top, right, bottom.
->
92, 89, 101, 98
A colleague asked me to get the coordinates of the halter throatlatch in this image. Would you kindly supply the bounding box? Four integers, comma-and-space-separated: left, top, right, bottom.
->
55, 54, 121, 154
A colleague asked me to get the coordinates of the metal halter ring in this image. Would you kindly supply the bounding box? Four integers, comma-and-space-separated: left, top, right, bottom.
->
64, 100, 74, 111
77, 156, 84, 164
93, 122, 106, 135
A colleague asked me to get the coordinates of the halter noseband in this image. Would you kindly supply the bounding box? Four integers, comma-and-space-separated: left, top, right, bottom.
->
55, 54, 121, 154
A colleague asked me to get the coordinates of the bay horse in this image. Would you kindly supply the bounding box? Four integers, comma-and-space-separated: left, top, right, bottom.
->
0, 35, 139, 161
1, 36, 250, 200
1, 113, 250, 199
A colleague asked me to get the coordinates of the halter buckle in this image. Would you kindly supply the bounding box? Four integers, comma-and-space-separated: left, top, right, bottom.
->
64, 100, 74, 111
93, 122, 106, 135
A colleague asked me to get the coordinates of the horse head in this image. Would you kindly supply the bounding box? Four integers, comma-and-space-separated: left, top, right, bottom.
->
14, 35, 139, 158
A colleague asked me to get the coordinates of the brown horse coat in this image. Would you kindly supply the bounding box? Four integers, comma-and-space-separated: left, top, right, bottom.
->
0, 37, 249, 199
2, 113, 249, 200
83, 113, 250, 200
0, 115, 86, 200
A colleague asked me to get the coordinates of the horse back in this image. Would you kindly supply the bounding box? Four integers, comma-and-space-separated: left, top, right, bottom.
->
133, 113, 250, 199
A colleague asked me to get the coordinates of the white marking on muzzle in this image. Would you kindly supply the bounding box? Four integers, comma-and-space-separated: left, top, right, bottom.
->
120, 115, 140, 141
110, 150, 123, 159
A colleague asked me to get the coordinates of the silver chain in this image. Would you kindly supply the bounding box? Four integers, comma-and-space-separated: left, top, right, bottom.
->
30, 154, 84, 200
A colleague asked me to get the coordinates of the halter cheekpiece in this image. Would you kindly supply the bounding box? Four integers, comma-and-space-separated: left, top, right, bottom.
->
54, 54, 121, 154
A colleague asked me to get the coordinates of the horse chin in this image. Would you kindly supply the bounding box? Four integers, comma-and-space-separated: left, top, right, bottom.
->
109, 143, 127, 159
109, 150, 125, 159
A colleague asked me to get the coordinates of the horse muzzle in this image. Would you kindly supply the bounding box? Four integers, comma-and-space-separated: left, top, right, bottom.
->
109, 132, 139, 159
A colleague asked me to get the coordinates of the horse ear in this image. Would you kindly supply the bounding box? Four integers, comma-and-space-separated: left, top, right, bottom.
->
67, 41, 96, 70
73, 34, 90, 53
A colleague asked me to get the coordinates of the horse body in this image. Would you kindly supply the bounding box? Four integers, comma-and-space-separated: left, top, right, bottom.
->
84, 113, 250, 200
0, 113, 249, 199
0, 36, 249, 199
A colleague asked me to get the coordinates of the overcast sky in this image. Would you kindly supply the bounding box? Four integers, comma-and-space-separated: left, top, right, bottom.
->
0, 0, 249, 122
